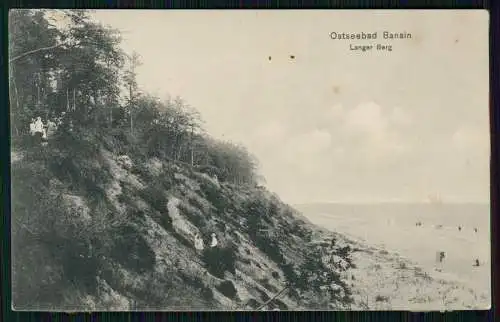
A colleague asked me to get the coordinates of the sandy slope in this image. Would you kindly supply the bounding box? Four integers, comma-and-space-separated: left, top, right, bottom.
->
306, 212, 491, 310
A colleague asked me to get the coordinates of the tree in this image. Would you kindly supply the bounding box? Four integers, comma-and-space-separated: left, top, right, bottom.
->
123, 51, 142, 136
9, 9, 62, 134
9, 9, 126, 136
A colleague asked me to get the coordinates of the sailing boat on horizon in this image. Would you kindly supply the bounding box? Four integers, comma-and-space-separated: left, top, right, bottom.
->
427, 193, 443, 206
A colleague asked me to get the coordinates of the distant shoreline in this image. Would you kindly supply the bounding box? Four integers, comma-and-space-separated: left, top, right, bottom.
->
294, 202, 490, 207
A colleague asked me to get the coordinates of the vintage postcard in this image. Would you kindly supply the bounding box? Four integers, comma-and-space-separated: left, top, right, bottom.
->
9, 9, 490, 311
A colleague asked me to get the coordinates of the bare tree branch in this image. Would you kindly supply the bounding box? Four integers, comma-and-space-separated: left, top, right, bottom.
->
9, 43, 65, 64
9, 39, 104, 64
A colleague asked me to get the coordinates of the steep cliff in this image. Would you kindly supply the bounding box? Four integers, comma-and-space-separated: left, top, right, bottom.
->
11, 133, 355, 311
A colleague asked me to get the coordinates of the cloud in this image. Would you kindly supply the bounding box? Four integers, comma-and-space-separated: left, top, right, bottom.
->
343, 101, 386, 138
260, 101, 413, 182
389, 106, 412, 126
281, 129, 333, 175
334, 102, 412, 162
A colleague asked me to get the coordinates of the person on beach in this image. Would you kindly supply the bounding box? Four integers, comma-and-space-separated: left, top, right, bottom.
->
434, 251, 446, 272
439, 251, 445, 263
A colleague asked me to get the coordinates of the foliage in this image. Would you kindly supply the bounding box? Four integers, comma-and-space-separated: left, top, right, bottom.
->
202, 244, 238, 279
108, 224, 156, 274
216, 280, 238, 299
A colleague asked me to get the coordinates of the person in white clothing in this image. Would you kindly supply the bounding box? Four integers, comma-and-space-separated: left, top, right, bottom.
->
210, 233, 218, 248
29, 118, 36, 136
30, 117, 46, 145
33, 117, 44, 133
194, 233, 204, 251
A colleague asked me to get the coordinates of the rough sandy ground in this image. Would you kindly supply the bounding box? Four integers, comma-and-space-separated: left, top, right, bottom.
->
306, 211, 491, 311
344, 239, 489, 311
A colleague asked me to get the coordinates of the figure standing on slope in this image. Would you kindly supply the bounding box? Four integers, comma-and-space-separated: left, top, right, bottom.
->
210, 233, 218, 248
46, 119, 58, 138
194, 233, 204, 252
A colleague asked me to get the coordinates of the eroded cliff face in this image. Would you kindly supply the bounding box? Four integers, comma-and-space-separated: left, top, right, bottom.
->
11, 146, 355, 311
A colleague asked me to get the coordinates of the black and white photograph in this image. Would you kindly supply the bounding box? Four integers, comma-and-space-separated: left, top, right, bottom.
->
9, 9, 490, 311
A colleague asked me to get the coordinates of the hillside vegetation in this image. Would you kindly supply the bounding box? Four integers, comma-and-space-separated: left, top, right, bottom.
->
10, 9, 355, 310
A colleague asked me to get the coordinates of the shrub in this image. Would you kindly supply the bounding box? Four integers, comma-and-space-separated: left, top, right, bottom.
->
200, 181, 227, 212
246, 298, 260, 309
280, 263, 298, 285
254, 234, 285, 265
180, 273, 213, 301
282, 246, 353, 306
201, 287, 214, 301
255, 288, 270, 302
108, 224, 156, 274
202, 244, 238, 279
273, 299, 289, 310
375, 295, 389, 302
216, 280, 238, 299
139, 184, 169, 214
11, 167, 108, 308
130, 162, 155, 182
177, 203, 205, 229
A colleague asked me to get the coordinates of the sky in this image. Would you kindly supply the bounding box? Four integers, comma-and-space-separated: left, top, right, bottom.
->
87, 10, 490, 204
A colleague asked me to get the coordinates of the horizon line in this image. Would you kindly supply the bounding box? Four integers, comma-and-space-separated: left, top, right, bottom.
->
293, 201, 491, 206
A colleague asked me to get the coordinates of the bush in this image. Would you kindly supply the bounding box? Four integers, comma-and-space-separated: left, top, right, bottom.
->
179, 273, 213, 301
201, 287, 214, 301
108, 224, 156, 274
177, 203, 205, 229
139, 184, 169, 214
200, 181, 227, 212
272, 299, 289, 310
130, 162, 155, 182
254, 234, 285, 265
375, 295, 389, 302
216, 280, 238, 299
202, 244, 238, 279
246, 298, 260, 309
255, 288, 270, 301
11, 167, 105, 307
